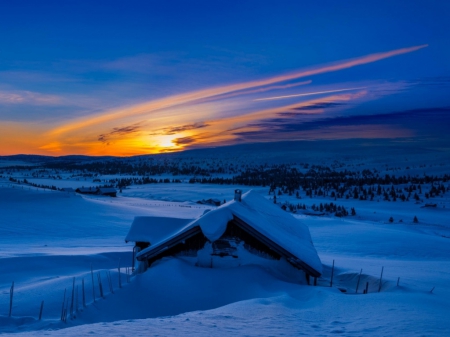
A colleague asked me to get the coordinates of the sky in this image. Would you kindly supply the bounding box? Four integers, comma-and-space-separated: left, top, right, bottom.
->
0, 0, 449, 156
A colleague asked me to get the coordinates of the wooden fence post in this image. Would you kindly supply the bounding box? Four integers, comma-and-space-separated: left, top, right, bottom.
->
64, 298, 69, 322
60, 288, 66, 321
76, 285, 78, 313
91, 264, 96, 302
355, 269, 362, 293
70, 277, 75, 319
82, 278, 86, 307
39, 301, 44, 320
330, 260, 335, 287
9, 281, 14, 317
378, 266, 384, 292
118, 259, 122, 288
97, 272, 104, 298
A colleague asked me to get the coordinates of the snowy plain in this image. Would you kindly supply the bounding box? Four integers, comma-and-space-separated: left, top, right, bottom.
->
0, 149, 450, 336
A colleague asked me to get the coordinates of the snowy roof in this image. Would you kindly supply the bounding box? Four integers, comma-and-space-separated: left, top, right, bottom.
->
134, 191, 322, 276
125, 216, 195, 243
98, 187, 117, 194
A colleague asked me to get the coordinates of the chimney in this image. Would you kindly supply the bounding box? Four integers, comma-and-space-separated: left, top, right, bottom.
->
234, 189, 242, 202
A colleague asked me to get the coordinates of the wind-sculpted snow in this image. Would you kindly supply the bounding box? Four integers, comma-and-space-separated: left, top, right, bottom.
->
196, 207, 234, 241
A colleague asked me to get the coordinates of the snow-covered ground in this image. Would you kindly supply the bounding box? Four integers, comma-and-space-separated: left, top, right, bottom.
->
1, 163, 450, 336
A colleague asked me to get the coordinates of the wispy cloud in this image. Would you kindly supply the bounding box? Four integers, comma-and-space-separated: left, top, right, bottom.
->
289, 102, 346, 112
232, 124, 414, 142
98, 123, 142, 142
196, 80, 313, 103
151, 122, 210, 136
224, 107, 450, 143
407, 76, 450, 88
253, 87, 367, 101
172, 136, 198, 146
0, 90, 60, 105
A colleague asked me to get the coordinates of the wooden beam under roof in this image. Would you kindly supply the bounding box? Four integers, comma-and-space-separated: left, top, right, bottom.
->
136, 226, 202, 261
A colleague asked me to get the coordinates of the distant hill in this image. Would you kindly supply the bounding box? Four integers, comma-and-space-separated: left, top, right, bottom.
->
1, 137, 448, 166
0, 154, 115, 163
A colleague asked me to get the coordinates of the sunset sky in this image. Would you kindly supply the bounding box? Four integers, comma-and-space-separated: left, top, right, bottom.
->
1, 1, 449, 156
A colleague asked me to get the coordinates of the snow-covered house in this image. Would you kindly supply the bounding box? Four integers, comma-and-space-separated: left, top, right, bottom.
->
75, 187, 97, 195
75, 186, 117, 197
61, 187, 75, 193
125, 190, 322, 282
97, 187, 117, 197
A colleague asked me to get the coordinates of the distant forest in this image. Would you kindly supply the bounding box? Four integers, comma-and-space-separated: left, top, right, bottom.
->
3, 159, 449, 205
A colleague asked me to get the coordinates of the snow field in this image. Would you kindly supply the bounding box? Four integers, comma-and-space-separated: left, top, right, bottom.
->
0, 171, 450, 336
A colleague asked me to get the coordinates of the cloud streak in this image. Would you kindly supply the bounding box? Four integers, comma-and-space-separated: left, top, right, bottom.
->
0, 90, 60, 105
98, 123, 142, 143
196, 80, 313, 103
151, 122, 211, 136
254, 87, 367, 101
48, 44, 427, 136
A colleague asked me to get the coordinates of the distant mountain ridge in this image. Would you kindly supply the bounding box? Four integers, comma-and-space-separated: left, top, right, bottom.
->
0, 154, 115, 162
1, 137, 448, 166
